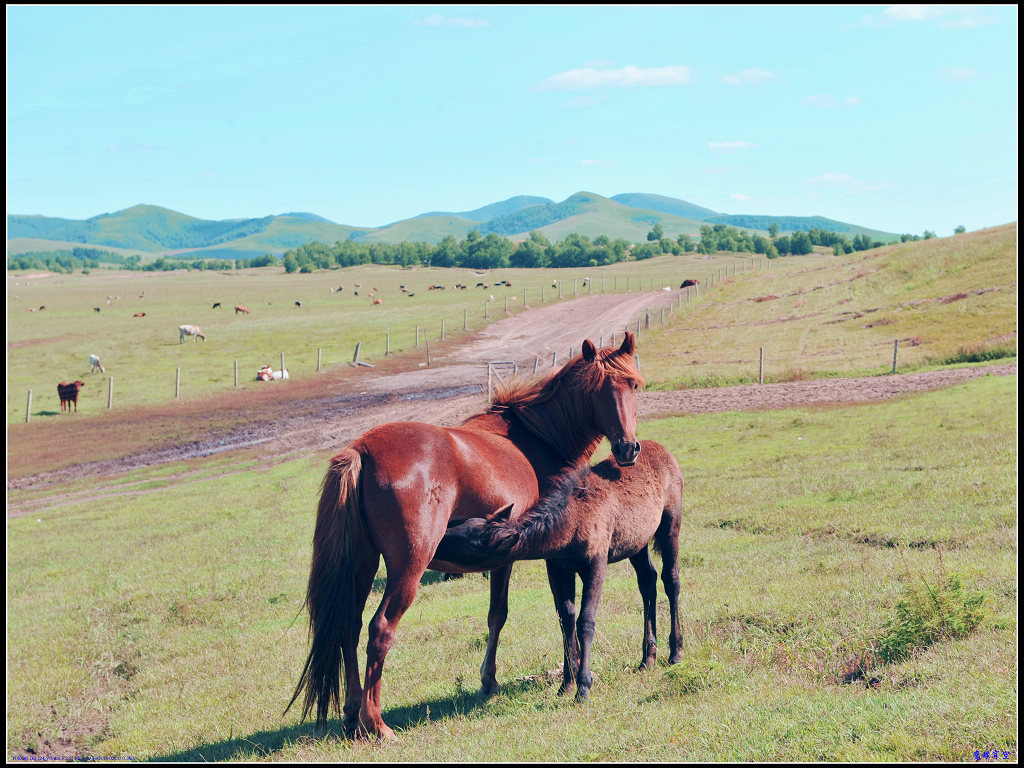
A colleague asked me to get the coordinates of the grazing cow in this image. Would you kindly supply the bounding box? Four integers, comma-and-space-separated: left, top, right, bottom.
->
295, 301, 302, 308
94, 307, 101, 313
133, 312, 147, 317
680, 279, 700, 289
372, 298, 383, 306
88, 354, 105, 374
179, 325, 206, 343
234, 305, 250, 314
212, 302, 222, 309
57, 381, 85, 413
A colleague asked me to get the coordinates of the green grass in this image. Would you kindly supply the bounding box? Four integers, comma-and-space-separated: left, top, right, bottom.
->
637, 224, 1017, 388
6, 251, 820, 423
6, 375, 1016, 761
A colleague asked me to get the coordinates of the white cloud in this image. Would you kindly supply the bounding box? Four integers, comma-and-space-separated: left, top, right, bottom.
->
708, 140, 757, 152
722, 68, 776, 86
937, 67, 983, 83
806, 172, 886, 193
107, 143, 168, 153
534, 65, 693, 91
414, 14, 490, 28
804, 94, 861, 108
562, 95, 605, 109
730, 193, 752, 202
862, 5, 1002, 29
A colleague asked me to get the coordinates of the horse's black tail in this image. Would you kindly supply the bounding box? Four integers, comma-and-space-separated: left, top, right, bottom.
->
286, 448, 364, 728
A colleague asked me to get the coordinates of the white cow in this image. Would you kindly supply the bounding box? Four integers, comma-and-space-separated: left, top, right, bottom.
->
88, 354, 105, 374
179, 325, 206, 343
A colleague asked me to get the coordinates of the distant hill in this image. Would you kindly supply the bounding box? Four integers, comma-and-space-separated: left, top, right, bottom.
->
409, 195, 554, 223
610, 193, 719, 222
7, 193, 902, 259
703, 214, 898, 241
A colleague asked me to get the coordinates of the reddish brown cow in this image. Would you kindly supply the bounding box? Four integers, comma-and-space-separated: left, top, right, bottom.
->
680, 279, 700, 289
235, 305, 250, 314
133, 312, 147, 317
57, 381, 85, 413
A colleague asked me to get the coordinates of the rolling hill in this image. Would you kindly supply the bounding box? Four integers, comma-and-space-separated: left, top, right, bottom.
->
7, 193, 903, 260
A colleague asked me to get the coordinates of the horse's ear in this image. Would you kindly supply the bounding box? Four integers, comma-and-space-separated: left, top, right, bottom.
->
488, 503, 514, 521
582, 339, 597, 362
618, 332, 635, 356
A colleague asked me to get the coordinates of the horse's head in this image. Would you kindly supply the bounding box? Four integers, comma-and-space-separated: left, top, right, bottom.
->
581, 333, 643, 466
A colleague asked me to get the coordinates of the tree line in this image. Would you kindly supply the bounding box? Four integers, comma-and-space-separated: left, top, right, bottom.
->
8, 222, 962, 275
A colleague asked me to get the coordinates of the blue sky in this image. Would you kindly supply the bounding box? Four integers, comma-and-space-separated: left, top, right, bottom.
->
6, 5, 1018, 236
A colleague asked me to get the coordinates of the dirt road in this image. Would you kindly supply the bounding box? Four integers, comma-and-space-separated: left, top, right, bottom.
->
6, 289, 1015, 508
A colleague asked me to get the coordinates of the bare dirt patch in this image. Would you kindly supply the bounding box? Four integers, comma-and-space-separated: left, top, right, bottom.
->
6, 290, 1016, 514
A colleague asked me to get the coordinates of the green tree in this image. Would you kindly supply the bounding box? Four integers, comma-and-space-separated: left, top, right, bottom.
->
647, 223, 664, 241
954, 225, 966, 235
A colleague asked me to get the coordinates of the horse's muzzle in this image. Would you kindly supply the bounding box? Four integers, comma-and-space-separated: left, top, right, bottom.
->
612, 440, 641, 466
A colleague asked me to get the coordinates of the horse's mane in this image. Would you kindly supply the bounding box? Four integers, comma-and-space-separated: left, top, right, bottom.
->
468, 342, 643, 462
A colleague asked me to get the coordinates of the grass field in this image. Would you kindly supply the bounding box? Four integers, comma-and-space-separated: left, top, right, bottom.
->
7, 251, 801, 424
6, 226, 1017, 761
6, 375, 1016, 761
8, 226, 1015, 426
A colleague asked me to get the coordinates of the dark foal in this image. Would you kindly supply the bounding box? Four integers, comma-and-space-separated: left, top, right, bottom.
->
435, 439, 684, 701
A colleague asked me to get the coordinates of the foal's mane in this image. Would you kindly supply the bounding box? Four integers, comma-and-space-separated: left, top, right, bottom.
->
469, 341, 643, 462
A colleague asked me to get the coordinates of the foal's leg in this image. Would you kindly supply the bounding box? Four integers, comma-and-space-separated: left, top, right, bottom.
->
655, 513, 684, 663
574, 558, 607, 702
479, 563, 513, 697
629, 547, 659, 670
545, 560, 580, 695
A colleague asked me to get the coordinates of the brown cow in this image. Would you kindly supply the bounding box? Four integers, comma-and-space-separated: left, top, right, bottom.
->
372, 298, 383, 306
680, 279, 700, 289
133, 312, 147, 317
234, 305, 250, 314
57, 381, 85, 413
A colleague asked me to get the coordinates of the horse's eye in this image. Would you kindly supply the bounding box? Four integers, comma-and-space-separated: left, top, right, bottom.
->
632, 381, 639, 391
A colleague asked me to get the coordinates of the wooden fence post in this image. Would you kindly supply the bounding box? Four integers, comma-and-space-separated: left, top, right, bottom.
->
175, 368, 180, 399
759, 347, 764, 384
892, 339, 899, 374
108, 377, 113, 409
234, 360, 239, 387
318, 347, 322, 371
25, 390, 32, 423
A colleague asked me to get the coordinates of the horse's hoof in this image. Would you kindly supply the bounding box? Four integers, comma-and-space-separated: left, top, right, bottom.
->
480, 681, 500, 698
357, 716, 396, 741
574, 690, 590, 704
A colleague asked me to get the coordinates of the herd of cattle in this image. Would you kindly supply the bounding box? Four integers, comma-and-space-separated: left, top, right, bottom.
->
47, 276, 701, 413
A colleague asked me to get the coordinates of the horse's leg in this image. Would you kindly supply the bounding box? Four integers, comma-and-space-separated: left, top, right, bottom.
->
341, 551, 379, 731
479, 564, 512, 697
629, 547, 659, 670
574, 558, 607, 702
544, 560, 580, 695
359, 562, 427, 740
655, 513, 684, 663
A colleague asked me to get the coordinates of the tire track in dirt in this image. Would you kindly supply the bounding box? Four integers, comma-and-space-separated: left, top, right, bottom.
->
6, 287, 1016, 514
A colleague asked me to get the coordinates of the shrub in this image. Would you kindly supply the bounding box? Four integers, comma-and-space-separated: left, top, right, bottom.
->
875, 573, 986, 665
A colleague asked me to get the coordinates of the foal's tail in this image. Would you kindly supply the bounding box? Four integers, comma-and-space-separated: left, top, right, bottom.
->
286, 448, 364, 728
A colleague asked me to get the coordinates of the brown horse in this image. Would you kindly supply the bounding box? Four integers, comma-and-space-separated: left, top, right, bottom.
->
434, 440, 684, 702
289, 334, 644, 739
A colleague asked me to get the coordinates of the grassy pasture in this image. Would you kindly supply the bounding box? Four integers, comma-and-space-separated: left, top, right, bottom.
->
6, 252, 799, 424
640, 224, 1017, 388
5, 375, 1016, 761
